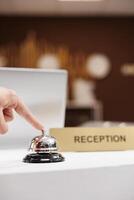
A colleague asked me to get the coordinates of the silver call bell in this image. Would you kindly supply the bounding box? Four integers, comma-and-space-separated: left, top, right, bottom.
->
23, 130, 64, 163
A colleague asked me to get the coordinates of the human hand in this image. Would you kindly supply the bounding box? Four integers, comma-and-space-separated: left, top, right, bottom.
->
0, 87, 44, 134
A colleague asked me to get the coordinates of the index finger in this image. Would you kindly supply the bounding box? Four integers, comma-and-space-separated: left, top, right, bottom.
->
15, 98, 44, 131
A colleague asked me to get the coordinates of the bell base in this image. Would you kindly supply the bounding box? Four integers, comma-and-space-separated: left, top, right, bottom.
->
23, 152, 65, 163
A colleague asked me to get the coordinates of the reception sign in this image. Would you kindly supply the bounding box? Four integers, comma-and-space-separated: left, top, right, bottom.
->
50, 127, 134, 152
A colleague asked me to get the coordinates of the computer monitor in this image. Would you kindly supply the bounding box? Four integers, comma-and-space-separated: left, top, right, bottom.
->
0, 68, 67, 149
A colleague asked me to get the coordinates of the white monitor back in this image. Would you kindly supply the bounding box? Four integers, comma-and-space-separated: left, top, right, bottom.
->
0, 68, 67, 149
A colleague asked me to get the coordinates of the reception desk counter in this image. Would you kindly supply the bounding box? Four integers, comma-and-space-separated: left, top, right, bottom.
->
0, 149, 134, 200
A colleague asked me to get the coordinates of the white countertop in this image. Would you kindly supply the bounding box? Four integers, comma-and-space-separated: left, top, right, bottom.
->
1, 149, 134, 175
1, 149, 134, 200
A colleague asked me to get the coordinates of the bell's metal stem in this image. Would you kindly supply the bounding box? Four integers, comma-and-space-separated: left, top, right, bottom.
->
41, 129, 45, 136
41, 129, 50, 136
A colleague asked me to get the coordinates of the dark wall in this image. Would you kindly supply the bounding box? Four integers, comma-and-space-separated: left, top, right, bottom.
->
0, 16, 134, 122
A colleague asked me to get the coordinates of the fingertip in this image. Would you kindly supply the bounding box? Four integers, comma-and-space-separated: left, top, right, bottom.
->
41, 125, 45, 131
35, 123, 45, 132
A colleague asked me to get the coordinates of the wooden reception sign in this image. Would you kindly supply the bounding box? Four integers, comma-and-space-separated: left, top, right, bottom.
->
50, 127, 134, 152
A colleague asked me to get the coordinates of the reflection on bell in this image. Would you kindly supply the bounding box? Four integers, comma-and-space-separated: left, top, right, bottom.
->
23, 131, 64, 163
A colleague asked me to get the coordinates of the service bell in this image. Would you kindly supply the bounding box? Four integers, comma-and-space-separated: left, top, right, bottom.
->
23, 130, 64, 163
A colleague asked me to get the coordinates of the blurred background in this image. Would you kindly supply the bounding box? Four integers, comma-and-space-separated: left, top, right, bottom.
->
0, 0, 134, 127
